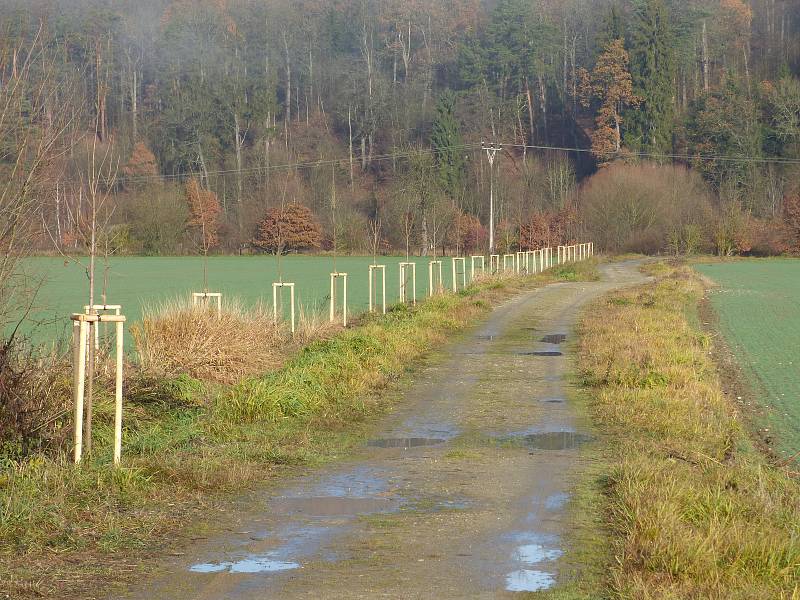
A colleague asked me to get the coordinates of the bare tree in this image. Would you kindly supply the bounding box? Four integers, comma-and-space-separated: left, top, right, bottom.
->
0, 26, 73, 331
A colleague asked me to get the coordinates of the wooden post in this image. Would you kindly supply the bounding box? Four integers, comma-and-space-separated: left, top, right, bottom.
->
272, 282, 296, 334
113, 320, 124, 466
490, 254, 501, 273
451, 257, 466, 292
329, 272, 348, 326
470, 255, 485, 281
399, 262, 416, 305
192, 292, 222, 318
85, 304, 122, 349
516, 251, 526, 274
369, 265, 387, 314
428, 260, 443, 297
72, 320, 87, 464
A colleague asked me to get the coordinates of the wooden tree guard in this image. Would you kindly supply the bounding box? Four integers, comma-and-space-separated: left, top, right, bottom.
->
399, 262, 416, 305
192, 292, 222, 318
84, 304, 121, 350
470, 255, 485, 281
451, 257, 467, 293
428, 260, 443, 297
272, 282, 296, 334
503, 254, 515, 272
490, 254, 501, 273
369, 265, 387, 314
516, 251, 527, 274
71, 312, 126, 465
329, 272, 348, 326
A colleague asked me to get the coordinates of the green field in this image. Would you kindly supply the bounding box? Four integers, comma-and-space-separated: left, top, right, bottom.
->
695, 260, 800, 458
18, 255, 489, 349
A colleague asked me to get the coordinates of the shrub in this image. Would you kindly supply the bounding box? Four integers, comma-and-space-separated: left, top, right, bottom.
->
131, 298, 337, 384
579, 162, 715, 254
0, 339, 72, 459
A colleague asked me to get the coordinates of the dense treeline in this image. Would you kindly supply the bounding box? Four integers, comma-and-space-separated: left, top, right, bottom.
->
1, 0, 800, 261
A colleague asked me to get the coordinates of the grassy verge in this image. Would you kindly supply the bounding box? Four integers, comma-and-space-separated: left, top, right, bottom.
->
574, 262, 800, 599
0, 262, 597, 599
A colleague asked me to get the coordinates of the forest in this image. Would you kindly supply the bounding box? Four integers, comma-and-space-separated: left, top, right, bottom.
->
1, 0, 800, 268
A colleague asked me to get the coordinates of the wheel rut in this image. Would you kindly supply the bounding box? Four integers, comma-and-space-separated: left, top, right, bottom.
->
117, 261, 647, 600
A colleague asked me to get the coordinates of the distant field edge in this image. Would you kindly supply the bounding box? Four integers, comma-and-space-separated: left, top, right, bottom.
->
571, 261, 800, 599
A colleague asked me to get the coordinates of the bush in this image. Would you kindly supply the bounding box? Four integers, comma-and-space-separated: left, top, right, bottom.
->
580, 162, 715, 254
0, 339, 72, 459
131, 298, 337, 384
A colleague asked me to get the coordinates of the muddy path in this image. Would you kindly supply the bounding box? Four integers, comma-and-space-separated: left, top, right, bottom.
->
118, 261, 646, 599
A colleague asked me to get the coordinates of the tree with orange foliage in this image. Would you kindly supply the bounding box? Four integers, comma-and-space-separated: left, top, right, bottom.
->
519, 207, 578, 250
453, 213, 486, 254
185, 178, 221, 289
122, 141, 158, 185
253, 203, 322, 255
782, 193, 800, 253
579, 39, 640, 163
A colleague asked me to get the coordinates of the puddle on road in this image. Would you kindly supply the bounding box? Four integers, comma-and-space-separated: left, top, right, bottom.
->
544, 493, 570, 511
367, 438, 446, 448
270, 496, 398, 517
517, 351, 563, 357
540, 397, 565, 404
514, 543, 563, 563
505, 569, 556, 592
523, 431, 592, 450
310, 466, 389, 498
190, 556, 300, 574
540, 334, 567, 344
503, 534, 562, 593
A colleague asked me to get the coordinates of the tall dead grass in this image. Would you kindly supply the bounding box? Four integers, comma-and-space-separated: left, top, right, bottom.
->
131, 298, 339, 384
579, 263, 800, 599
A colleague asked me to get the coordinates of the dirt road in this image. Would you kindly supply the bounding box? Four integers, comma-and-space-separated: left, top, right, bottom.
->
119, 261, 645, 599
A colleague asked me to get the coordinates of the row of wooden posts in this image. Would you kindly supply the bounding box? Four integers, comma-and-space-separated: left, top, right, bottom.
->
70, 243, 594, 465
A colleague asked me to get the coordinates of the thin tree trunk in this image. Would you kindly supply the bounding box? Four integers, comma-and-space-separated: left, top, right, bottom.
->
348, 106, 354, 190
283, 31, 291, 122
701, 21, 710, 93
525, 78, 535, 144
234, 112, 243, 233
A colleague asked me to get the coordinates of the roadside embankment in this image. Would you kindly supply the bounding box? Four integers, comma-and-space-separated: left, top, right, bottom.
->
577, 262, 800, 599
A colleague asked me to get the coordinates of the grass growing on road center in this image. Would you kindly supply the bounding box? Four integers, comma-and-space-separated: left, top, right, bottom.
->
576, 263, 800, 599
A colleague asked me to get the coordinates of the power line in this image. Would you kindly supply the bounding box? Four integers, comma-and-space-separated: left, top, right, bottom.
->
114, 143, 485, 185
502, 142, 800, 165
79, 139, 800, 187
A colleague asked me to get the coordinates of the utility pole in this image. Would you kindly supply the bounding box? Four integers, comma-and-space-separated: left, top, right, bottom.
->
483, 142, 500, 253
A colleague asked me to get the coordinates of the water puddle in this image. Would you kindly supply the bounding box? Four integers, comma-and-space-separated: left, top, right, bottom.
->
514, 543, 563, 563
505, 569, 556, 592
523, 431, 592, 450
190, 555, 300, 574
475, 334, 497, 341
517, 351, 563, 357
540, 398, 565, 404
308, 466, 389, 498
503, 534, 562, 592
270, 496, 398, 517
367, 438, 445, 448
540, 334, 567, 344
544, 492, 570, 511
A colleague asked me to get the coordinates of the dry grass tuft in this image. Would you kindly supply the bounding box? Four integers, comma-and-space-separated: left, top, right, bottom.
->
131, 298, 338, 384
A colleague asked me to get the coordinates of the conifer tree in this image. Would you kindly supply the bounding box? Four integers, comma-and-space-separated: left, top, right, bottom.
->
430, 91, 466, 198
625, 0, 675, 154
